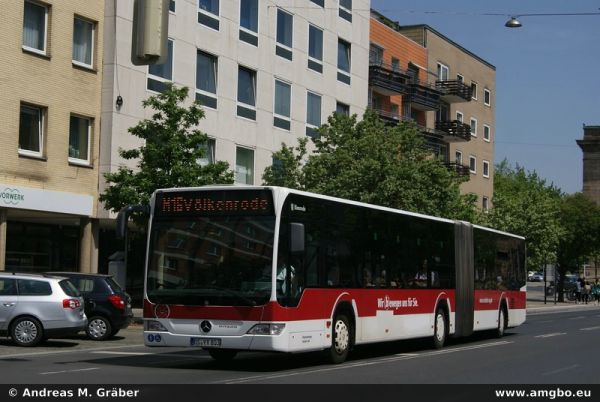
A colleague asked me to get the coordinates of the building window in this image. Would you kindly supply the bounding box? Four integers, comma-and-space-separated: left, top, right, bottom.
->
470, 117, 477, 137
339, 0, 352, 22
469, 155, 476, 174
483, 124, 491, 142
274, 79, 291, 130
198, 0, 219, 31
437, 63, 449, 81
306, 91, 321, 138
237, 66, 256, 120
169, 0, 176, 12
276, 8, 293, 60
482, 196, 489, 211
484, 88, 491, 106
72, 16, 95, 68
471, 81, 478, 100
455, 150, 462, 164
196, 50, 218, 109
147, 39, 173, 93
369, 44, 383, 65
337, 38, 351, 84
483, 160, 490, 178
308, 24, 323, 73
336, 102, 350, 116
456, 74, 464, 83
456, 111, 463, 123
23, 1, 48, 55
197, 138, 215, 166
310, 0, 324, 7
391, 57, 400, 72
239, 0, 259, 46
19, 104, 44, 157
68, 115, 91, 165
235, 147, 254, 184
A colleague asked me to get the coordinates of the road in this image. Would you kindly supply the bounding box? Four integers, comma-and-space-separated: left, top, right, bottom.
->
1, 307, 599, 384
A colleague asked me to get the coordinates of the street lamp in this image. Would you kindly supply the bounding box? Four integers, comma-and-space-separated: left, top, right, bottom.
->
504, 10, 600, 28
504, 16, 522, 28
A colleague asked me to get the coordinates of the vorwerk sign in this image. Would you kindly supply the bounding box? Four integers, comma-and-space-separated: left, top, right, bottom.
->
0, 188, 25, 206
0, 184, 93, 216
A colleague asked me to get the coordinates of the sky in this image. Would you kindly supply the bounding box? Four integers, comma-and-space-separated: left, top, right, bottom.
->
369, 0, 600, 194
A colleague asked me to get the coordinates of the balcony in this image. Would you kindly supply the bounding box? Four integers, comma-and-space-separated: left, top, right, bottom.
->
444, 162, 471, 177
370, 106, 450, 141
435, 120, 471, 142
436, 80, 472, 103
404, 80, 442, 111
368, 61, 410, 96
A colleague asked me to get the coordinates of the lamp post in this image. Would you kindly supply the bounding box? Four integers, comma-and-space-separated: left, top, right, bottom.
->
504, 11, 600, 28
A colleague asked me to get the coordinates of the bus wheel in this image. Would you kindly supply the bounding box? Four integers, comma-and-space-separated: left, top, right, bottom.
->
432, 308, 447, 349
496, 307, 507, 338
328, 314, 351, 364
208, 349, 237, 361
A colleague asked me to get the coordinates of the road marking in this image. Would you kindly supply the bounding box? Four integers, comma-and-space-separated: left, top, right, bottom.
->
569, 316, 585, 320
542, 364, 579, 376
580, 326, 600, 331
217, 341, 512, 384
0, 344, 145, 360
91, 351, 151, 356
40, 367, 100, 376
534, 332, 566, 338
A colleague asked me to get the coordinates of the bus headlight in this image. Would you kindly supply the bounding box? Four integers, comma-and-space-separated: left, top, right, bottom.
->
145, 320, 167, 331
247, 323, 286, 335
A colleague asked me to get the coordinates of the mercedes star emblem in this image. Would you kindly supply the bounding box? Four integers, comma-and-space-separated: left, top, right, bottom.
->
200, 320, 212, 333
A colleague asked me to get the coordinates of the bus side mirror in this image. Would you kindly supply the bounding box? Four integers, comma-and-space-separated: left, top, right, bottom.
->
116, 204, 150, 239
289, 223, 305, 254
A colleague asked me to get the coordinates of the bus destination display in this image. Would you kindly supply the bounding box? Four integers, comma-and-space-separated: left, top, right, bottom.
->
155, 190, 274, 217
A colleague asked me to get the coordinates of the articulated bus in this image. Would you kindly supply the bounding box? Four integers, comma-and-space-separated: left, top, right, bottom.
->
120, 186, 526, 363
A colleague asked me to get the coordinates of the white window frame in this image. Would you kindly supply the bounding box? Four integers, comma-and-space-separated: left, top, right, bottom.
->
470, 117, 477, 137
471, 81, 478, 100
68, 115, 92, 166
273, 78, 292, 129
308, 23, 324, 72
197, 137, 216, 166
455, 150, 462, 164
339, 0, 352, 20
337, 37, 351, 82
22, 0, 49, 56
147, 38, 174, 93
456, 111, 463, 123
482, 196, 489, 212
72, 16, 95, 69
237, 65, 257, 111
469, 155, 477, 174
437, 62, 449, 81
482, 160, 490, 178
235, 145, 255, 185
484, 88, 491, 106
198, 0, 220, 31
18, 104, 45, 158
276, 8, 293, 52
239, 0, 259, 39
456, 73, 464, 83
195, 49, 218, 109
169, 0, 176, 14
483, 124, 491, 142
306, 90, 322, 131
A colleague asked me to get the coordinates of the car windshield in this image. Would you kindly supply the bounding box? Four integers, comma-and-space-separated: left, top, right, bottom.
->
147, 215, 275, 306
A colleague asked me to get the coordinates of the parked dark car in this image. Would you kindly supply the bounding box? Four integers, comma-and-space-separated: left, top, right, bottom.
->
47, 272, 133, 340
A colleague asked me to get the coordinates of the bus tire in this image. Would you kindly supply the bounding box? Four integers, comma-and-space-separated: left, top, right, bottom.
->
208, 349, 237, 361
328, 313, 351, 364
432, 307, 447, 349
496, 306, 507, 338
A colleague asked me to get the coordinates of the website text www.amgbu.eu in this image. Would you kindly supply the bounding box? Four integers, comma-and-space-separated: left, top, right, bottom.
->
495, 388, 591, 400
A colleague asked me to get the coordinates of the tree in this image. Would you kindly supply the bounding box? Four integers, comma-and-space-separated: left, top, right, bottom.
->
481, 160, 563, 273
263, 109, 475, 220
100, 84, 234, 220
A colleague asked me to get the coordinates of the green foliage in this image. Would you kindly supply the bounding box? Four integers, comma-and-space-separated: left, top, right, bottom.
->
100, 84, 234, 219
262, 109, 475, 220
481, 160, 563, 270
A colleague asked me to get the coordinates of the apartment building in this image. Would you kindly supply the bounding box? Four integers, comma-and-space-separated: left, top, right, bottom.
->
99, 0, 370, 284
0, 0, 104, 273
398, 24, 496, 210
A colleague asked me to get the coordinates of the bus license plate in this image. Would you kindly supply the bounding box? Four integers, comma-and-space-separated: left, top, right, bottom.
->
190, 337, 222, 348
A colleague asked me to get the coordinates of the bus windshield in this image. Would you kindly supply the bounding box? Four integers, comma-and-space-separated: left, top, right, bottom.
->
147, 215, 275, 307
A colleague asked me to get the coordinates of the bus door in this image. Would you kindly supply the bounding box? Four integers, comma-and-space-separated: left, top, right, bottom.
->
454, 221, 474, 337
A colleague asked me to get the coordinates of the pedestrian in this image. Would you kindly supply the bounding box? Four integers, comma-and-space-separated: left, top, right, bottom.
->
575, 277, 582, 304
593, 280, 600, 305
584, 281, 592, 304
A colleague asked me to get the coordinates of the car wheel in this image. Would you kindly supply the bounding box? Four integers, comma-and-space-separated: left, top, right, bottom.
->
328, 313, 351, 364
11, 317, 43, 347
496, 307, 507, 338
432, 308, 447, 349
86, 316, 112, 341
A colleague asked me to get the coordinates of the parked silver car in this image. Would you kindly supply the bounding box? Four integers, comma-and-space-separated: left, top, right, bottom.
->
0, 273, 87, 346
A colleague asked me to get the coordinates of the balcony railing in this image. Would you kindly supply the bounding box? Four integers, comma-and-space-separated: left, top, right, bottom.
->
368, 60, 410, 96
444, 162, 471, 177
404, 80, 442, 111
435, 120, 472, 141
370, 106, 450, 140
435, 80, 472, 103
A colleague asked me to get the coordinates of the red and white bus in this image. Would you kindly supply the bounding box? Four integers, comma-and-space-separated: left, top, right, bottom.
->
121, 186, 526, 363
